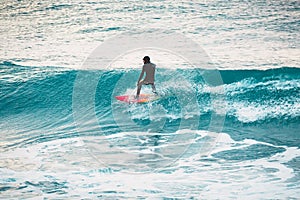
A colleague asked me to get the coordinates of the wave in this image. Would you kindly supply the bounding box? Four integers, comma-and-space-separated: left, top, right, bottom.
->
1, 61, 299, 149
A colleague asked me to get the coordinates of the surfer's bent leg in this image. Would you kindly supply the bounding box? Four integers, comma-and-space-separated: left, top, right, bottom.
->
151, 83, 157, 94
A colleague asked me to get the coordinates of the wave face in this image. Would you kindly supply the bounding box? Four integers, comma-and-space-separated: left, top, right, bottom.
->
1, 61, 299, 146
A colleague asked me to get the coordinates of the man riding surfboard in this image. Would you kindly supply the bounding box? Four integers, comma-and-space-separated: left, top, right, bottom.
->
136, 56, 157, 97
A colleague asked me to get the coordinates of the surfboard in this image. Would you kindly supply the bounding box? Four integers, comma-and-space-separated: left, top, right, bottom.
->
115, 94, 160, 104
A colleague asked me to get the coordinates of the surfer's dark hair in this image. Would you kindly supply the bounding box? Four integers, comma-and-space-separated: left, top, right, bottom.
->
143, 56, 150, 63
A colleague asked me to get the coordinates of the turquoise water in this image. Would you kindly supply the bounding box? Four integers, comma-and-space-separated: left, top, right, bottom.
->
1, 0, 300, 199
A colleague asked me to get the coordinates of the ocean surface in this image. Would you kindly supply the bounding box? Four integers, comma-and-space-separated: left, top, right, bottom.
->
1, 0, 300, 199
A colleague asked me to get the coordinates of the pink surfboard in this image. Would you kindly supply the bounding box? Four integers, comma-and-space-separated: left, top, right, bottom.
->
115, 94, 160, 104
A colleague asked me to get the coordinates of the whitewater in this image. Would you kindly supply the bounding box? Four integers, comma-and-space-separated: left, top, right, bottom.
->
1, 0, 299, 199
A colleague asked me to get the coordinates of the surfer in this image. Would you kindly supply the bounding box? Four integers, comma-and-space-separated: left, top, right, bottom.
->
136, 56, 157, 97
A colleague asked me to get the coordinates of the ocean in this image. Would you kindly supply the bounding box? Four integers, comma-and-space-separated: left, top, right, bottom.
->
1, 0, 299, 199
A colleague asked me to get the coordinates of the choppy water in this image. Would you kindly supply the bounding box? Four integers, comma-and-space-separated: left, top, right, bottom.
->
1, 0, 300, 199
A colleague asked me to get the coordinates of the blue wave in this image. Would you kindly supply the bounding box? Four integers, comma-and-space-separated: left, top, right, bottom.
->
1, 61, 299, 149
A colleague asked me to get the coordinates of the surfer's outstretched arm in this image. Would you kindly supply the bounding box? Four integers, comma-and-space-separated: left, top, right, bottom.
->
136, 66, 145, 97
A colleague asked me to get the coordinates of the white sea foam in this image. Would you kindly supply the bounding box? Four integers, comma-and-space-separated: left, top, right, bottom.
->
1, 132, 299, 199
